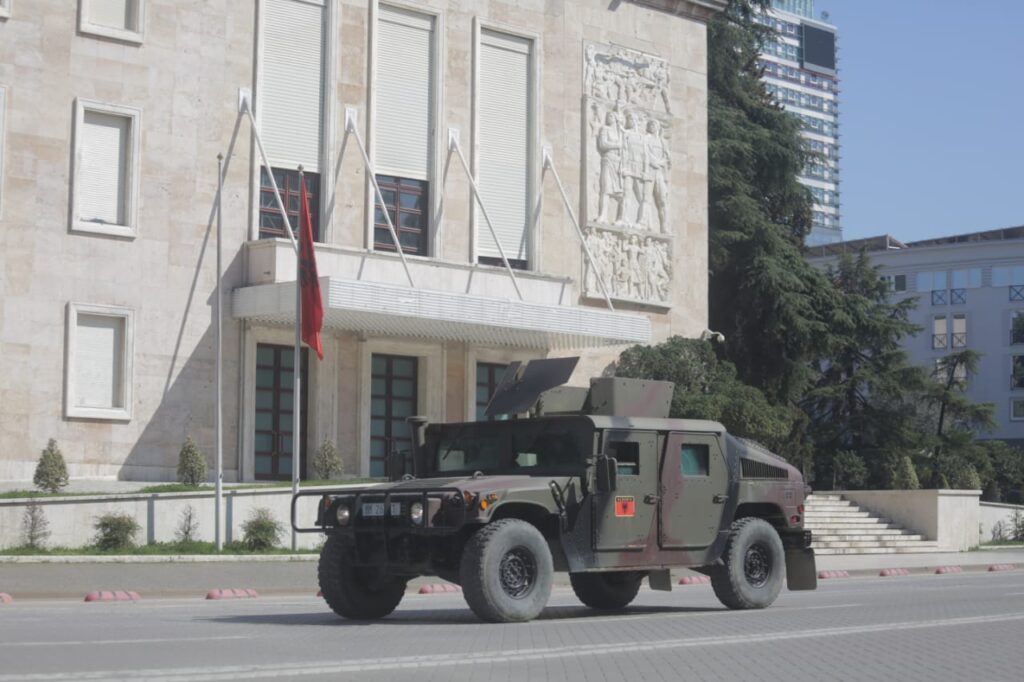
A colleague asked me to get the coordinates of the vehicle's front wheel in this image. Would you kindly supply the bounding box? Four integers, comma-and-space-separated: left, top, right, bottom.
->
460, 519, 553, 623
570, 571, 644, 610
710, 517, 785, 610
318, 535, 407, 619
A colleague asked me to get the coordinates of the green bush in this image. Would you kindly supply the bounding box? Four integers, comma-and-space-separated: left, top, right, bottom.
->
21, 501, 50, 549
312, 439, 343, 480
241, 507, 283, 550
93, 513, 140, 551
952, 464, 982, 491
33, 439, 69, 494
889, 454, 920, 490
832, 451, 868, 490
176, 437, 208, 487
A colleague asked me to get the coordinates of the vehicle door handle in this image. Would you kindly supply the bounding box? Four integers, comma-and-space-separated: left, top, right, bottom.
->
644, 494, 659, 504
712, 494, 728, 504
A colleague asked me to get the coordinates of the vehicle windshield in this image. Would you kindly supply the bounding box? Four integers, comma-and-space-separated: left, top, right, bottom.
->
428, 417, 592, 476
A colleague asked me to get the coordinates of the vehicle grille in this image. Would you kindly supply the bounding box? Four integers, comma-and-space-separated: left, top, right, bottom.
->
741, 458, 789, 480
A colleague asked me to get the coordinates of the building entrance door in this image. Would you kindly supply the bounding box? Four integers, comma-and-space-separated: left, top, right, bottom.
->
370, 354, 418, 478
254, 344, 307, 481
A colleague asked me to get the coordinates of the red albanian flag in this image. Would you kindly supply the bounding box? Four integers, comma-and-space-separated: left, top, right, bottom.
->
298, 179, 324, 360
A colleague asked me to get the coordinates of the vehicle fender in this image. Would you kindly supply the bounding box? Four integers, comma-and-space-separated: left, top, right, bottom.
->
785, 548, 817, 591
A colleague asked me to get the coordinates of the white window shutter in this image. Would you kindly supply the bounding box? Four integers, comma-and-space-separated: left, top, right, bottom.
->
375, 5, 433, 179
79, 110, 129, 226
260, 0, 324, 172
75, 314, 125, 409
89, 0, 133, 30
477, 30, 531, 263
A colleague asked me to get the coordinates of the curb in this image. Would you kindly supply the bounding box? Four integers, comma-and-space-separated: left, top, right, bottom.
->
879, 568, 910, 577
988, 564, 1017, 572
0, 555, 319, 564
0, 592, 12, 604
206, 588, 259, 600
934, 566, 963, 575
84, 590, 140, 602
818, 570, 850, 579
418, 583, 462, 594
678, 576, 711, 585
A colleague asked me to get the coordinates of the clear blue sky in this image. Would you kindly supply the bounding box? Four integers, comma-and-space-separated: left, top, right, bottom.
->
816, 0, 1024, 242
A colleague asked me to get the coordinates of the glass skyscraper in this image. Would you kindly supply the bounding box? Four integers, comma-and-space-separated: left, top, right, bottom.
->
759, 0, 841, 246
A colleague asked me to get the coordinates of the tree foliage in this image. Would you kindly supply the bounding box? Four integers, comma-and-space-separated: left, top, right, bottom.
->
312, 439, 343, 480
34, 439, 69, 494
176, 436, 208, 487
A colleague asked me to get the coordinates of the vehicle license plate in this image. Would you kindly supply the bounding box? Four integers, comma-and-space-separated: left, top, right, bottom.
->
362, 502, 402, 517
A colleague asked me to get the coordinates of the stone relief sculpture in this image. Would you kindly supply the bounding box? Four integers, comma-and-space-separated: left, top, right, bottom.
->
582, 42, 674, 306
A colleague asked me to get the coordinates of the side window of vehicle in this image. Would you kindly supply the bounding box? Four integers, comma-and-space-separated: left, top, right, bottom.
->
608, 441, 640, 476
680, 444, 709, 477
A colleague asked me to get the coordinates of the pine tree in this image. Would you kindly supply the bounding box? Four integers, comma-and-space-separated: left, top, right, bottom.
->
925, 350, 995, 487
176, 437, 208, 487
33, 439, 69, 494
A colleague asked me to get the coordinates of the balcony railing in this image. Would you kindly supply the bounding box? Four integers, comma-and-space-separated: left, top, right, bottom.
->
932, 333, 948, 350
951, 332, 967, 348
950, 288, 967, 305
931, 290, 948, 306
1011, 285, 1024, 302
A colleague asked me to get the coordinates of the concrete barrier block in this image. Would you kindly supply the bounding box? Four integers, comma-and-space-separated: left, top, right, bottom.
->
988, 564, 1016, 572
817, 570, 850, 579
206, 588, 259, 600
417, 583, 462, 594
879, 568, 909, 577
934, 566, 962, 574
84, 590, 140, 602
678, 575, 711, 585
0, 592, 12, 604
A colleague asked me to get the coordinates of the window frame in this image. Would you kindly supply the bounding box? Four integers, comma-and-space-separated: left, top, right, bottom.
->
258, 167, 321, 242
1013, 355, 1024, 391
470, 18, 541, 271
65, 302, 134, 421
373, 175, 429, 256
1011, 398, 1024, 422
71, 98, 142, 239
78, 0, 145, 44
0, 85, 6, 217
0, 1, 10, 21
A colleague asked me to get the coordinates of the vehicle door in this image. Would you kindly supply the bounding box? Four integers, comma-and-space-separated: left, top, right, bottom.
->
592, 429, 658, 552
658, 432, 729, 549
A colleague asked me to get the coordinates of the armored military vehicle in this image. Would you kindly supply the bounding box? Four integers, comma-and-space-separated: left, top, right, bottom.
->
293, 358, 816, 623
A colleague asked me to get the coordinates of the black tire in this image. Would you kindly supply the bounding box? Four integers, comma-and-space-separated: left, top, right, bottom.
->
460, 519, 553, 623
570, 571, 644, 610
318, 535, 407, 619
710, 517, 785, 610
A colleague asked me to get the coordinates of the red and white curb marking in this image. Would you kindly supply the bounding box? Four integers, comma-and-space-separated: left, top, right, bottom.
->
934, 566, 963, 575
418, 583, 462, 594
84, 590, 140, 602
818, 570, 850, 579
0, 592, 12, 604
879, 568, 910, 577
206, 588, 259, 600
678, 575, 711, 585
988, 563, 1017, 572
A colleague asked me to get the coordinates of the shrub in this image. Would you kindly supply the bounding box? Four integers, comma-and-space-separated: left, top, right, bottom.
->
33, 439, 69, 494
176, 437, 208, 487
21, 501, 50, 549
241, 507, 283, 550
952, 464, 982, 491
175, 505, 200, 543
888, 454, 920, 490
991, 520, 1007, 542
93, 513, 141, 551
312, 439, 343, 480
1012, 510, 1024, 542
832, 451, 868, 490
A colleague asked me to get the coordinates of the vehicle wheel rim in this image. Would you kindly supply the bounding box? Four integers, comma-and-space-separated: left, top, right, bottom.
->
743, 542, 771, 588
499, 547, 537, 599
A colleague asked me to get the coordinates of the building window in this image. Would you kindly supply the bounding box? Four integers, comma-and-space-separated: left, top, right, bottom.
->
932, 316, 947, 350
258, 168, 319, 241
476, 28, 534, 270
0, 1, 8, 21
78, 0, 144, 44
370, 354, 418, 478
1012, 399, 1024, 422
257, 0, 324, 239
1012, 312, 1024, 345
475, 362, 508, 421
882, 274, 906, 293
951, 314, 967, 348
373, 5, 435, 255
72, 99, 141, 238
1013, 356, 1024, 390
373, 176, 428, 255
65, 303, 133, 421
993, 266, 1024, 300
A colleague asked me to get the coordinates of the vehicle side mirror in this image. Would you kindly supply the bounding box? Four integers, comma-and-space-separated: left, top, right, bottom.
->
595, 454, 618, 493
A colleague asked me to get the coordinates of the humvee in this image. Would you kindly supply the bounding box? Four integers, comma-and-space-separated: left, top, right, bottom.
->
292, 358, 816, 623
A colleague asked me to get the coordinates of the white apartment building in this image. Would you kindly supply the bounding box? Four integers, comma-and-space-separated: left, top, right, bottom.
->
0, 0, 724, 482
808, 227, 1024, 444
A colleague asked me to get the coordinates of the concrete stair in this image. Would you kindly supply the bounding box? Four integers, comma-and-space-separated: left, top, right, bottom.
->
805, 493, 944, 555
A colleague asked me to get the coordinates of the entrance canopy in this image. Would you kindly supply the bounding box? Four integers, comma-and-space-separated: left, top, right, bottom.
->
232, 278, 651, 350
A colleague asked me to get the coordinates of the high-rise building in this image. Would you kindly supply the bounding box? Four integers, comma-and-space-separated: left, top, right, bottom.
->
759, 0, 841, 246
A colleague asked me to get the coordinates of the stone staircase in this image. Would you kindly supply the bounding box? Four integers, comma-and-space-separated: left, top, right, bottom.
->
805, 493, 944, 555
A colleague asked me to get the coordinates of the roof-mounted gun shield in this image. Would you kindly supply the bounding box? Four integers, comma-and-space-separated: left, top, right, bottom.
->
483, 357, 580, 417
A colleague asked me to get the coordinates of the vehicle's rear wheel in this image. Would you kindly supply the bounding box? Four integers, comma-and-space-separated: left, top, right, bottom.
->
710, 517, 785, 610
318, 535, 407, 619
570, 571, 644, 610
460, 519, 553, 623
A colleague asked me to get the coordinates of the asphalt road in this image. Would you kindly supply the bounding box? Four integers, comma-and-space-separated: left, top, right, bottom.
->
1, 570, 1023, 681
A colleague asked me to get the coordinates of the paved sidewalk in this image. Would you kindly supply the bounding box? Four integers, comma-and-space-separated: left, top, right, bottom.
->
816, 548, 1024, 575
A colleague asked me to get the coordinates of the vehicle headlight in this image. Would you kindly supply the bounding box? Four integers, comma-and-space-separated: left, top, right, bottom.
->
410, 502, 424, 525
335, 504, 351, 526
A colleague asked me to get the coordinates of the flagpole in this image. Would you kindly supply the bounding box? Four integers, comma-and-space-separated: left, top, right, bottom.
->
215, 153, 224, 552
292, 165, 304, 551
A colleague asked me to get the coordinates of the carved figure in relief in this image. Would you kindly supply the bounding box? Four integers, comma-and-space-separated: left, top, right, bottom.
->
645, 119, 670, 233
621, 112, 648, 227
651, 61, 672, 114
596, 112, 624, 224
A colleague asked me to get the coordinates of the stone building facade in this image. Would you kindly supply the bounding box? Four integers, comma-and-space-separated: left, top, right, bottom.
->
0, 0, 723, 482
